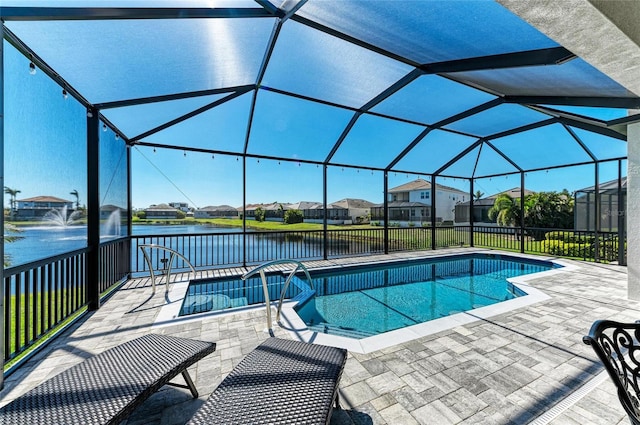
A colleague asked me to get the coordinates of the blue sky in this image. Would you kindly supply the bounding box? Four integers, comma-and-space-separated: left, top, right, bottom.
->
5, 38, 629, 212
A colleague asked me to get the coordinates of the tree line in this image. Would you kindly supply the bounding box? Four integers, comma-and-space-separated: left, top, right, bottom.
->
488, 190, 574, 240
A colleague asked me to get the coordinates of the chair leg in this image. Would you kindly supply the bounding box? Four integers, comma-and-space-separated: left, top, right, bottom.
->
164, 370, 199, 398
182, 370, 199, 398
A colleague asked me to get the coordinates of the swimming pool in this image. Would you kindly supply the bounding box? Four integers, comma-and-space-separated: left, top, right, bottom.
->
159, 251, 566, 353
178, 272, 305, 317
179, 253, 557, 321
294, 254, 556, 338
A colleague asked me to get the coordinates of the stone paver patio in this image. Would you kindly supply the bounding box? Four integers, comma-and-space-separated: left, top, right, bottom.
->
0, 249, 635, 424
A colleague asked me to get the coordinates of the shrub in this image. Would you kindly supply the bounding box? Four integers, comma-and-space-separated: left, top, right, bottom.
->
541, 240, 593, 258
136, 211, 146, 219
408, 221, 415, 227
176, 211, 186, 219
545, 231, 594, 244
284, 209, 304, 224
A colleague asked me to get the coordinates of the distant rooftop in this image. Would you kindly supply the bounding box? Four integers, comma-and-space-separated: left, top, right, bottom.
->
389, 178, 468, 194
18, 196, 72, 203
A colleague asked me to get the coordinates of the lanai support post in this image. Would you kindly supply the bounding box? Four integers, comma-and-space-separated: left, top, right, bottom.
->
594, 163, 600, 262
242, 156, 247, 268
383, 171, 388, 254
323, 165, 328, 260
618, 160, 626, 266
431, 174, 436, 250
126, 144, 132, 277
469, 178, 474, 247
520, 173, 525, 254
0, 19, 5, 390
87, 108, 100, 311
628, 123, 640, 300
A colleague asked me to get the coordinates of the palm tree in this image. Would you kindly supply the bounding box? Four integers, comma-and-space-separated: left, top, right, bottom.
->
70, 189, 80, 209
487, 194, 521, 227
474, 190, 484, 201
4, 186, 21, 219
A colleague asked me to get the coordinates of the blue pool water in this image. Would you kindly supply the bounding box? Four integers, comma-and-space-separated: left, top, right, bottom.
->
179, 254, 558, 338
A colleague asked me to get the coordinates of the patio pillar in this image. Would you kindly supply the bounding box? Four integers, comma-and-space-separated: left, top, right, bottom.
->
242, 156, 246, 267
323, 165, 328, 259
383, 171, 388, 254
627, 123, 640, 299
87, 108, 100, 311
430, 175, 436, 249
520, 173, 525, 254
0, 20, 6, 390
594, 163, 600, 262
126, 144, 132, 275
469, 178, 474, 247
618, 160, 626, 266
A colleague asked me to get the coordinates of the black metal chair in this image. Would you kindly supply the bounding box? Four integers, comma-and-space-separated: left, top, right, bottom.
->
584, 320, 640, 425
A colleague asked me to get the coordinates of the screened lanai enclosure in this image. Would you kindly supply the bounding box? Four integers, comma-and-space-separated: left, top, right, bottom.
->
1, 1, 639, 380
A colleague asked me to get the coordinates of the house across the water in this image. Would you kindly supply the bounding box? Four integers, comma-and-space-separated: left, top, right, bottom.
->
15, 196, 74, 220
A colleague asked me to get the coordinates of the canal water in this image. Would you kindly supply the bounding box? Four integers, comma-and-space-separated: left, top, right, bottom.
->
5, 224, 236, 267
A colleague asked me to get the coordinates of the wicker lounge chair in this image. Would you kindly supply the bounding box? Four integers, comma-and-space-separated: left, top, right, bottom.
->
187, 337, 347, 425
583, 320, 640, 425
0, 333, 216, 425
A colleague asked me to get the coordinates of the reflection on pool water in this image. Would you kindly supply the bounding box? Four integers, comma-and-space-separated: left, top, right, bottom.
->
179, 253, 559, 339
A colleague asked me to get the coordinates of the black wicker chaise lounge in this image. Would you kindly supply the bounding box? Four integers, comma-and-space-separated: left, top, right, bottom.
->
0, 333, 216, 425
583, 320, 640, 425
187, 337, 347, 425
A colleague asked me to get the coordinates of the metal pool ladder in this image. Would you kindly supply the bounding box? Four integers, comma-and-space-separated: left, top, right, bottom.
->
242, 259, 314, 336
139, 244, 196, 293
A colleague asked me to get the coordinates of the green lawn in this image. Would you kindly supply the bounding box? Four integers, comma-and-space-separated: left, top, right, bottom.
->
4, 288, 85, 368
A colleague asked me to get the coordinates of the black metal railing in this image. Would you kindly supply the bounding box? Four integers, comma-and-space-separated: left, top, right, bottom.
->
132, 232, 244, 273
130, 226, 625, 274
387, 227, 430, 251
4, 238, 131, 366
6, 225, 625, 367
327, 228, 384, 256
99, 237, 130, 294
472, 225, 624, 263
4, 248, 87, 363
472, 225, 521, 251
131, 229, 391, 274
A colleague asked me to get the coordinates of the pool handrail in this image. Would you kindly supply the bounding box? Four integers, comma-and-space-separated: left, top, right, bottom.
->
241, 259, 314, 336
139, 244, 197, 293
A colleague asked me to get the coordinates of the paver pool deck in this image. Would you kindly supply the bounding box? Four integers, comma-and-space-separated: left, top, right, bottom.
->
0, 248, 634, 424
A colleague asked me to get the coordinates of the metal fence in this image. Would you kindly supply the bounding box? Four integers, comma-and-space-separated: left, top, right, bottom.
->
99, 238, 130, 294
4, 238, 130, 366
131, 228, 388, 273
130, 226, 625, 274
4, 248, 87, 363
5, 225, 625, 365
472, 225, 623, 263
